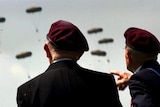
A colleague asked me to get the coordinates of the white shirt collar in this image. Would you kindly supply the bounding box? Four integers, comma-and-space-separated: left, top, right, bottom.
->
134, 65, 142, 74
53, 58, 72, 63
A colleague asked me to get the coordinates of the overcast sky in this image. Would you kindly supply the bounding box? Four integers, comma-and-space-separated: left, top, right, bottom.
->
1, 0, 160, 107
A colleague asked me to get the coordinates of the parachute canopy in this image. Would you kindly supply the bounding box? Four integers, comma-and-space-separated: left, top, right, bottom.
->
98, 38, 114, 44
16, 51, 32, 59
87, 27, 103, 34
0, 17, 6, 23
91, 50, 106, 56
26, 6, 42, 13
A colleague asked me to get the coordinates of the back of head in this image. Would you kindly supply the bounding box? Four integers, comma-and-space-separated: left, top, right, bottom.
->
124, 27, 160, 54
46, 20, 89, 52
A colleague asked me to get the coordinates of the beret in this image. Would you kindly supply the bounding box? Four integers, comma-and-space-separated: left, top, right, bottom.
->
47, 20, 89, 52
124, 27, 160, 54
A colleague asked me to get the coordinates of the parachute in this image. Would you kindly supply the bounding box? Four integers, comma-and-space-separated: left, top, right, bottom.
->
16, 51, 32, 59
25, 6, 42, 33
87, 27, 103, 34
0, 17, 6, 32
98, 38, 114, 44
26, 6, 42, 13
91, 49, 106, 56
15, 51, 32, 79
0, 17, 6, 23
0, 16, 6, 53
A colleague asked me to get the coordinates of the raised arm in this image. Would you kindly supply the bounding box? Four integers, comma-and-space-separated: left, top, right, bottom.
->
110, 70, 132, 90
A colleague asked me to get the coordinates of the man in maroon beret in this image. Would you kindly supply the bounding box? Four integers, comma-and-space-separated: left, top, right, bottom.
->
111, 27, 160, 107
16, 20, 122, 107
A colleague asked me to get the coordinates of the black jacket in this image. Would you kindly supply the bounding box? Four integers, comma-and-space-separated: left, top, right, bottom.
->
17, 60, 122, 107
129, 60, 160, 107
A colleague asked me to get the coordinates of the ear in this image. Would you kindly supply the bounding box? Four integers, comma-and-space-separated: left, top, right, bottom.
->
44, 44, 52, 58
125, 50, 132, 63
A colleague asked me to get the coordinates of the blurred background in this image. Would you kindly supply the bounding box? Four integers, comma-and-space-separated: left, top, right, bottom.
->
1, 0, 160, 107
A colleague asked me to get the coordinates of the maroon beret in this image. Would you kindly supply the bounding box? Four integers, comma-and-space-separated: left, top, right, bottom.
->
124, 27, 160, 54
47, 20, 89, 52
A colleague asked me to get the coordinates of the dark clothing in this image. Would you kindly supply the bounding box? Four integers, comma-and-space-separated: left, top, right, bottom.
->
17, 60, 122, 107
129, 60, 160, 107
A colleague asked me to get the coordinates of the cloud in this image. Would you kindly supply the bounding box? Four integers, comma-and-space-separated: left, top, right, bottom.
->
0, 52, 28, 86
10, 63, 28, 79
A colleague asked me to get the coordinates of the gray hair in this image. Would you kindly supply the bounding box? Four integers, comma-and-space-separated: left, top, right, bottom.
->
125, 45, 157, 62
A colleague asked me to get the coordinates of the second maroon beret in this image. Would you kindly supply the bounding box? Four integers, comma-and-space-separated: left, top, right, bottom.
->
124, 27, 160, 54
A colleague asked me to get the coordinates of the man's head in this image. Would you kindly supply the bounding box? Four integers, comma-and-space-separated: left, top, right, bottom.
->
44, 20, 89, 63
124, 27, 160, 54
124, 27, 160, 72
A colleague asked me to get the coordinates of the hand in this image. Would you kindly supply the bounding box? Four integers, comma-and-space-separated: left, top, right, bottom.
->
110, 70, 132, 90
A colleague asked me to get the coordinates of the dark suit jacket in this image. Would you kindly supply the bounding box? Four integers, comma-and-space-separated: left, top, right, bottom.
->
17, 60, 122, 107
129, 60, 160, 107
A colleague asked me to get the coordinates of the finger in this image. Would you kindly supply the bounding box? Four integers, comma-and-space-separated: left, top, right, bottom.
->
110, 70, 121, 76
116, 80, 126, 86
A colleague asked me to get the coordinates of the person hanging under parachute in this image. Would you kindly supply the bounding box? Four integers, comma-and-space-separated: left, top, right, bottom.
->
25, 6, 42, 33
15, 51, 32, 79
0, 16, 6, 53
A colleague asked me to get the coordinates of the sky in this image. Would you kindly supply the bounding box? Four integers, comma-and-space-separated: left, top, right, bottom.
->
1, 0, 160, 107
